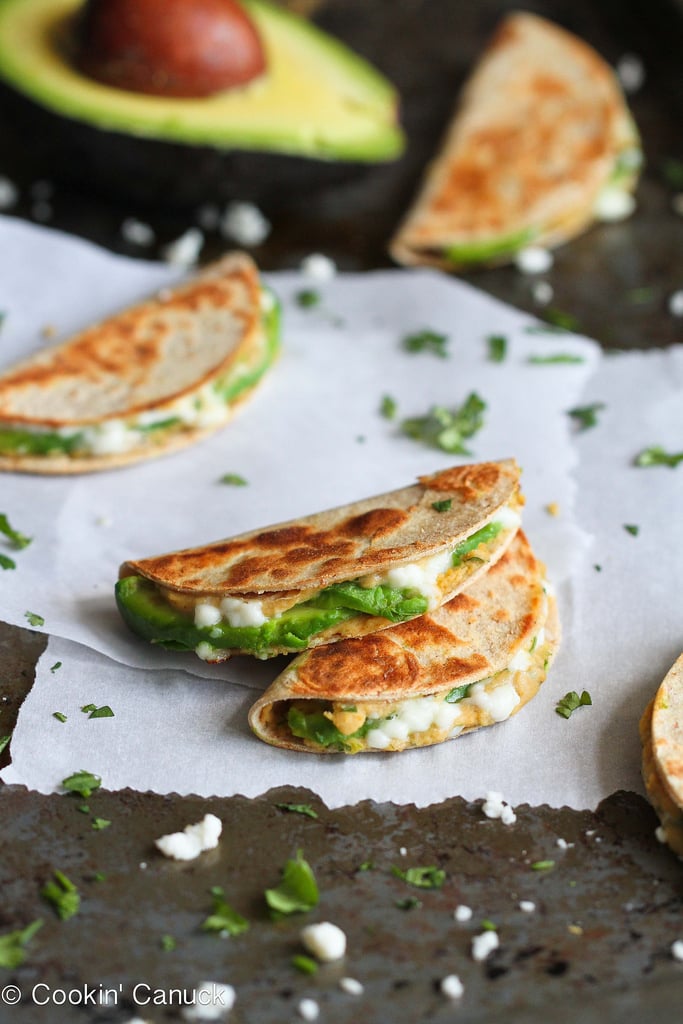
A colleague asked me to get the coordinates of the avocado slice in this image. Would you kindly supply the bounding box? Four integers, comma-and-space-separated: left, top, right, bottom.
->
0, 0, 404, 162
443, 227, 538, 267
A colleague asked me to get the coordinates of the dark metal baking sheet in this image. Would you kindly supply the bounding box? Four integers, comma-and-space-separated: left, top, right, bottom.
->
1, 0, 683, 1020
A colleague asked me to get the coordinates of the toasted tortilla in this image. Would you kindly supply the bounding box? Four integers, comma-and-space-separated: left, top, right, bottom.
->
390, 12, 641, 270
0, 253, 279, 473
648, 654, 683, 810
248, 530, 560, 753
641, 688, 683, 859
116, 459, 523, 660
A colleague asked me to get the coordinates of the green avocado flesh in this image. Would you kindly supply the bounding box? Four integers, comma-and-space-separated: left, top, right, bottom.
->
0, 0, 404, 161
443, 227, 537, 266
115, 576, 429, 657
0, 290, 281, 459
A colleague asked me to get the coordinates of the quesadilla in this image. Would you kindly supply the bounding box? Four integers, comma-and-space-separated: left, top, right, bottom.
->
390, 12, 641, 271
248, 530, 559, 753
0, 253, 279, 473
640, 654, 683, 856
116, 459, 523, 661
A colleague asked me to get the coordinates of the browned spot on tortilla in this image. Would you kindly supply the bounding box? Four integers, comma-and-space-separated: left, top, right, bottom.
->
390, 616, 462, 651
339, 508, 409, 540
292, 635, 421, 698
430, 652, 492, 689
491, 608, 510, 623
422, 462, 502, 501
443, 592, 480, 613
529, 73, 570, 98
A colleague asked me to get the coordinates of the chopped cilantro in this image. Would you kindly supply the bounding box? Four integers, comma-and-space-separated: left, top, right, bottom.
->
53, 712, 67, 724
91, 818, 111, 831
487, 334, 507, 363
402, 328, 449, 358
634, 446, 683, 469
624, 524, 639, 536
380, 394, 398, 420
77, 805, 90, 815
91, 872, 106, 883
81, 704, 96, 713
528, 354, 585, 365
275, 802, 318, 819
431, 499, 452, 513
160, 934, 177, 952
296, 289, 320, 308
567, 403, 605, 430
0, 919, 43, 969
50, 662, 62, 673
542, 307, 581, 332
0, 512, 32, 549
555, 690, 592, 719
86, 705, 114, 719
201, 887, 249, 936
357, 860, 374, 872
531, 860, 555, 871
41, 870, 80, 920
395, 896, 422, 911
594, 564, 602, 572
218, 473, 248, 486
61, 769, 102, 798
0, 734, 11, 755
265, 849, 319, 917
292, 954, 318, 975
401, 392, 486, 455
480, 919, 497, 931
24, 610, 44, 628
444, 683, 471, 704
391, 865, 446, 889
662, 158, 683, 190
0, 554, 15, 570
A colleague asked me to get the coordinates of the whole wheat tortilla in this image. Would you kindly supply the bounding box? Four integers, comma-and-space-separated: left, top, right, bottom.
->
390, 12, 639, 270
249, 529, 560, 752
640, 690, 683, 858
0, 253, 274, 473
649, 654, 683, 812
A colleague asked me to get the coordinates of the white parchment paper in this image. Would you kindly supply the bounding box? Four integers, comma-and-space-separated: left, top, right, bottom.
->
5, 216, 678, 810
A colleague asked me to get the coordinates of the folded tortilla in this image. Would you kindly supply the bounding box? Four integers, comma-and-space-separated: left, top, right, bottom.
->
249, 530, 558, 753
390, 12, 641, 270
116, 459, 523, 661
640, 654, 683, 856
0, 253, 280, 473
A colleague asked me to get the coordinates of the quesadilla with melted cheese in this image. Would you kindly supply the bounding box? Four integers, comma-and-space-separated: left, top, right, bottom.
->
0, 253, 279, 473
390, 12, 641, 271
640, 654, 683, 857
116, 459, 523, 662
248, 530, 558, 753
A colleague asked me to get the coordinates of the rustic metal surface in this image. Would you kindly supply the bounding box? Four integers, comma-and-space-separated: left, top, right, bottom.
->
1, 0, 683, 1019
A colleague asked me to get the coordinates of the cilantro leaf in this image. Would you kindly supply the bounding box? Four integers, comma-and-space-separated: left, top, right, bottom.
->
0, 554, 16, 570
53, 712, 67, 724
292, 954, 318, 975
61, 770, 102, 798
0, 513, 32, 550
444, 683, 472, 704
528, 354, 585, 365
87, 705, 114, 720
634, 446, 683, 469
50, 662, 62, 673
401, 392, 486, 454
41, 870, 80, 920
542, 307, 581, 332
160, 934, 177, 952
487, 334, 507, 363
395, 896, 422, 910
24, 611, 44, 628
275, 803, 319, 819
431, 499, 452, 513
218, 473, 248, 486
0, 734, 11, 755
0, 919, 43, 969
201, 887, 249, 936
391, 865, 446, 889
380, 394, 397, 420
265, 849, 319, 916
91, 818, 111, 831
296, 289, 320, 309
531, 860, 555, 871
624, 524, 639, 537
402, 329, 449, 358
567, 403, 605, 431
555, 691, 592, 719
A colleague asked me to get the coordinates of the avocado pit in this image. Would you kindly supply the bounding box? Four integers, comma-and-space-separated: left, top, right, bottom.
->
76, 0, 266, 97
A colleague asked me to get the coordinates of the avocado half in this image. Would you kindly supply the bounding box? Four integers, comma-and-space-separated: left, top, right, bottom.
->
0, 0, 405, 205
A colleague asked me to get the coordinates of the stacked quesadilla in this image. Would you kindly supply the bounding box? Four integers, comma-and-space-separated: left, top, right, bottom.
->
390, 12, 641, 271
640, 655, 683, 856
117, 459, 561, 754
0, 253, 279, 473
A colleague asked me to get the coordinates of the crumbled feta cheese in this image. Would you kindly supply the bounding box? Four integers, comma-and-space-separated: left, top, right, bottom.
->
482, 791, 517, 824
139, 861, 147, 870
471, 930, 499, 962
197, 203, 221, 231
0, 175, 18, 210
616, 53, 645, 94
671, 940, 683, 962
655, 826, 667, 843
221, 201, 270, 246
399, 846, 407, 857
440, 974, 464, 999
32, 201, 53, 222
220, 596, 267, 628
182, 981, 235, 1021
515, 246, 554, 275
300, 922, 347, 962
85, 420, 140, 456
466, 681, 520, 723
454, 904, 473, 923
593, 186, 636, 222
556, 837, 574, 850
297, 999, 319, 1022
300, 253, 337, 281
155, 813, 222, 861
668, 290, 683, 317
195, 603, 222, 628
365, 728, 391, 749
162, 227, 204, 267
339, 978, 364, 996
195, 641, 216, 661
519, 900, 536, 913
121, 217, 156, 247
532, 280, 554, 306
